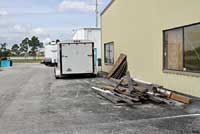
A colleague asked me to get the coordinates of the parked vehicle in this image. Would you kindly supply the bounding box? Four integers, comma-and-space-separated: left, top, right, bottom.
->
0, 58, 12, 67
73, 28, 101, 70
54, 41, 95, 78
43, 41, 57, 66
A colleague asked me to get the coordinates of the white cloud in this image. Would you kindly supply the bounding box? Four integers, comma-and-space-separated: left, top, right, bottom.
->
31, 28, 48, 36
13, 25, 27, 33
58, 0, 95, 13
0, 10, 8, 16
11, 25, 50, 44
0, 19, 8, 26
9, 24, 73, 45
43, 37, 52, 44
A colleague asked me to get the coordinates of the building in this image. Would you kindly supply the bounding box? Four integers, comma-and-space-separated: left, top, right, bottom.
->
73, 28, 101, 70
101, 0, 200, 96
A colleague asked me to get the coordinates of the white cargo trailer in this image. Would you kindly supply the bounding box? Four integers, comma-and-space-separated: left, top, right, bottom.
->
44, 41, 57, 66
54, 41, 95, 78
73, 28, 101, 70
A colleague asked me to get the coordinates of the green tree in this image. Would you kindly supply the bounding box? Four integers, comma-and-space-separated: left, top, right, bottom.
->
11, 44, 20, 56
0, 43, 11, 59
19, 37, 29, 56
29, 36, 42, 57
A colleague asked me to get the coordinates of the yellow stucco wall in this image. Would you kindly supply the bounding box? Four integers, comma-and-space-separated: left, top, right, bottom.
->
101, 0, 200, 96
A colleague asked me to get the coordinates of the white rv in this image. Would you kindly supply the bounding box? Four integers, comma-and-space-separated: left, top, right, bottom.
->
54, 41, 95, 78
44, 41, 58, 66
73, 28, 101, 70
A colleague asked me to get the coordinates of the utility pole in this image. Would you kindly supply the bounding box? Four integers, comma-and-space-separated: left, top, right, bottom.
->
95, 0, 98, 27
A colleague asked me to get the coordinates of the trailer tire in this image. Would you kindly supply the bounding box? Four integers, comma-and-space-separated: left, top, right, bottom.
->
54, 67, 60, 79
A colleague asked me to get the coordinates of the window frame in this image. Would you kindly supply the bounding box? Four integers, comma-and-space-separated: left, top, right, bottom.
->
163, 22, 200, 74
104, 42, 114, 65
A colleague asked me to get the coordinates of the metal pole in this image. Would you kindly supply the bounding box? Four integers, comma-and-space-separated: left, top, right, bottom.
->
96, 0, 99, 28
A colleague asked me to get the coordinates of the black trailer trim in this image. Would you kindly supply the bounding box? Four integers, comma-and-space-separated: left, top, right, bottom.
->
92, 42, 95, 74
59, 43, 63, 75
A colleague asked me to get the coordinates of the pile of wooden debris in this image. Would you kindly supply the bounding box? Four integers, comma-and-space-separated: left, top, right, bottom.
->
92, 54, 192, 106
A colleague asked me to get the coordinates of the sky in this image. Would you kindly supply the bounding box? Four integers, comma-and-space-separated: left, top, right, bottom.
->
0, 0, 110, 46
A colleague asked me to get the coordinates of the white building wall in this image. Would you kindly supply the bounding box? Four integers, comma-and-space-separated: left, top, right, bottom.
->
73, 28, 101, 59
73, 29, 85, 40
84, 29, 101, 59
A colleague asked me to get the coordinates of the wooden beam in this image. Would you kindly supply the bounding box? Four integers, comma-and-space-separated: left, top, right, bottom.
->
169, 93, 192, 104
107, 54, 127, 78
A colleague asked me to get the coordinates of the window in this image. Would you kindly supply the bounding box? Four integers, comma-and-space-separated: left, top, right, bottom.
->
104, 42, 114, 64
164, 23, 200, 73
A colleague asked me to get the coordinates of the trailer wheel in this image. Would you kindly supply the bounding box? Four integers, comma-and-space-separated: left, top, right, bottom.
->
54, 68, 61, 79
55, 74, 61, 79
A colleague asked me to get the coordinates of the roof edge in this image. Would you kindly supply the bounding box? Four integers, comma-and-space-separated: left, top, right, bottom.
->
83, 28, 101, 30
101, 0, 116, 16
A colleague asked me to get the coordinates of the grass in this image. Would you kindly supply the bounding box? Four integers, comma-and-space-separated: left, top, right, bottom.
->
12, 59, 42, 63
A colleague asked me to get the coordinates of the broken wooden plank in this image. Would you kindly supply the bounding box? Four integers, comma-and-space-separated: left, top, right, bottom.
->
116, 60, 127, 79
169, 93, 192, 104
92, 87, 138, 105
148, 94, 176, 105
110, 78, 128, 86
133, 86, 148, 93
103, 85, 144, 102
91, 87, 123, 104
113, 91, 139, 104
156, 88, 192, 104
114, 79, 123, 90
125, 71, 148, 94
111, 60, 127, 79
127, 71, 134, 93
103, 85, 129, 94
107, 54, 127, 78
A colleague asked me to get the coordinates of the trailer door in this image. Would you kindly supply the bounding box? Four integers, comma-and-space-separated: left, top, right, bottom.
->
61, 43, 93, 74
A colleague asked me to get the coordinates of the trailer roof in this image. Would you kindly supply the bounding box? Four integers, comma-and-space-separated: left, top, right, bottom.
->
82, 28, 101, 30
60, 40, 94, 44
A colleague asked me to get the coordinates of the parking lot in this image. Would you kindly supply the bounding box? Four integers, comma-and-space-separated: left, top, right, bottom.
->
0, 64, 200, 134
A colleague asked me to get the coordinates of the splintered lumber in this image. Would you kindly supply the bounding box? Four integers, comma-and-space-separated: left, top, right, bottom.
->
112, 60, 127, 79
91, 87, 122, 104
111, 77, 148, 93
107, 54, 127, 79
169, 93, 192, 104
126, 72, 148, 93
114, 92, 138, 104
114, 79, 123, 90
100, 55, 193, 106
103, 86, 140, 102
92, 87, 137, 105
134, 86, 148, 93
103, 85, 128, 94
110, 78, 128, 86
156, 88, 172, 98
127, 71, 134, 93
147, 94, 176, 105
156, 88, 192, 104
103, 85, 146, 102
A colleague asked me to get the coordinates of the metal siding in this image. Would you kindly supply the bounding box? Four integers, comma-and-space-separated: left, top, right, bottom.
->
101, 0, 200, 96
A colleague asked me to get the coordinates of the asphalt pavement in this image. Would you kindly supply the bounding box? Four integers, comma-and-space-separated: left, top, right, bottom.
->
0, 64, 199, 134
